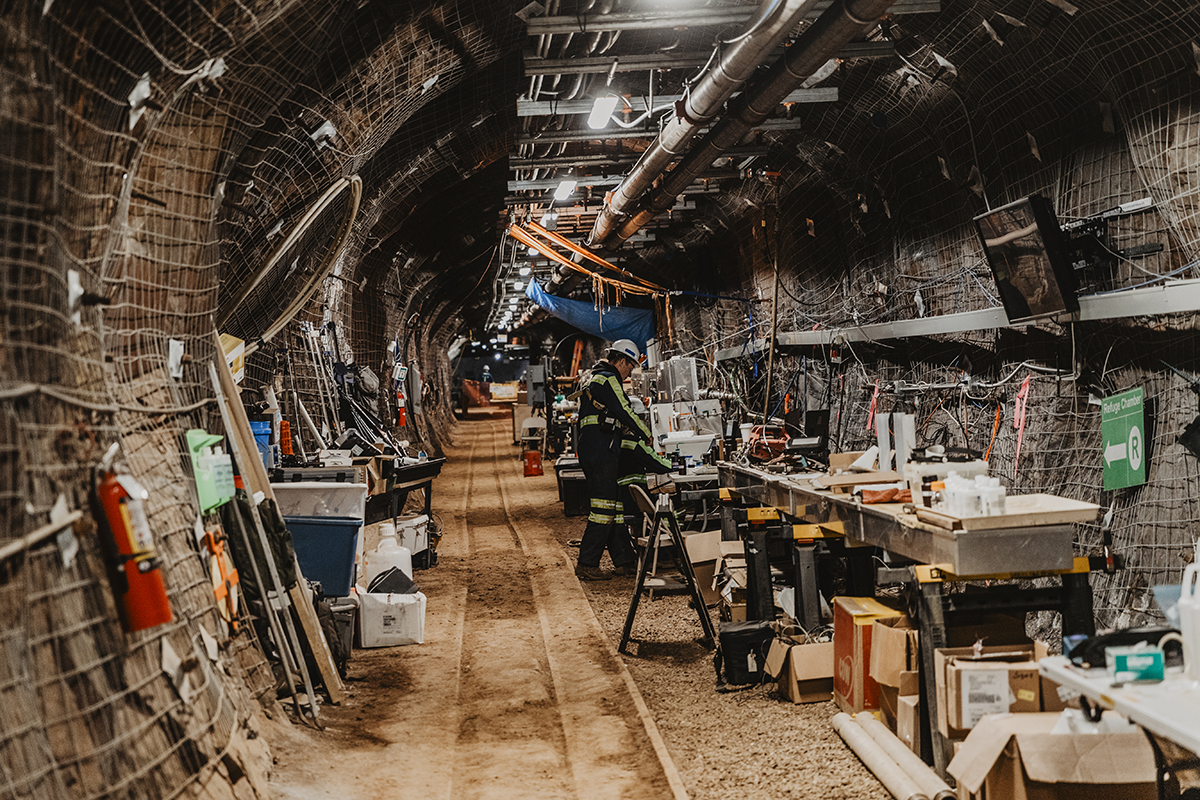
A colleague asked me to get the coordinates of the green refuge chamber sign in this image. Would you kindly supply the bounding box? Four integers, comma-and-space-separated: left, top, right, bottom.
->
1101, 387, 1145, 490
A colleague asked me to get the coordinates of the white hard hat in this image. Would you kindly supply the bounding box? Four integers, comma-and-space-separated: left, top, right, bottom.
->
607, 339, 641, 363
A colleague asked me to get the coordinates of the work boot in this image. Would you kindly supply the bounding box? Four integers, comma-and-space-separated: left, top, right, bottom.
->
612, 561, 638, 577
575, 563, 611, 581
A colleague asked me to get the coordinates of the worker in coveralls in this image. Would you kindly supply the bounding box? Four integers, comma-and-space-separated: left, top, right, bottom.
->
576, 339, 654, 580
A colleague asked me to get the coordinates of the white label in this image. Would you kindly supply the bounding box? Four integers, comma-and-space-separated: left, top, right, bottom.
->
961, 670, 1008, 728
747, 653, 758, 673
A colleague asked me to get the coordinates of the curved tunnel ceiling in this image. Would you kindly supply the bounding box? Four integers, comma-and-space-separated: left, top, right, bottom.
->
46, 0, 1196, 349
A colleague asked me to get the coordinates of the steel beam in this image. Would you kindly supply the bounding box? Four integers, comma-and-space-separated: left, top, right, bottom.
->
510, 146, 767, 171
516, 115, 814, 145
526, 2, 940, 35
517, 87, 837, 116
522, 41, 895, 75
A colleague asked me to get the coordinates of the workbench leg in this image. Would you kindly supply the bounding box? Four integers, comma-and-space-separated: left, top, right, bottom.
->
1060, 572, 1096, 640
721, 503, 739, 541
744, 527, 773, 621
792, 543, 821, 631
916, 581, 951, 776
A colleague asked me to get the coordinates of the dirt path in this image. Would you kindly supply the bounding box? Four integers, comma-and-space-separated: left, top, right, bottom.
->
268, 418, 679, 800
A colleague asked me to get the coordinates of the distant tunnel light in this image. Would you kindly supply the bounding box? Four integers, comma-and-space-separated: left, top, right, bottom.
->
553, 179, 577, 201
519, 266, 531, 276
587, 95, 620, 130
513, 281, 524, 291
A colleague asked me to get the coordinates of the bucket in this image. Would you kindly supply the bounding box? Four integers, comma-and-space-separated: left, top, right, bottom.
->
523, 449, 543, 477
739, 422, 754, 442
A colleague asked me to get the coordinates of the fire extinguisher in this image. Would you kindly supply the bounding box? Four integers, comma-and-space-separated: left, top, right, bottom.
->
95, 448, 174, 632
397, 389, 407, 427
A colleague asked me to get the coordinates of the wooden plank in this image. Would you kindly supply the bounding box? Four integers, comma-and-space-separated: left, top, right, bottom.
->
815, 470, 903, 488
289, 583, 347, 704
212, 330, 345, 702
914, 493, 1100, 531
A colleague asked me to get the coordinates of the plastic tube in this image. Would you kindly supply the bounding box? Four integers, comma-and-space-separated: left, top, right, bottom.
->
858, 715, 955, 800
832, 713, 929, 800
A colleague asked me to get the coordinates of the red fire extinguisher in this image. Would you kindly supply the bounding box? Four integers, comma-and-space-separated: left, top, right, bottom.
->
95, 467, 174, 632
397, 390, 407, 427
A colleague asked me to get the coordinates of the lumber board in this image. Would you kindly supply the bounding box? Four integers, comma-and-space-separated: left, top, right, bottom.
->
289, 583, 346, 704
816, 470, 903, 488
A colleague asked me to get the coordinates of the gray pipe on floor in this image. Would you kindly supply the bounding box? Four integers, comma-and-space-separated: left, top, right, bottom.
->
832, 713, 929, 800
858, 714, 955, 800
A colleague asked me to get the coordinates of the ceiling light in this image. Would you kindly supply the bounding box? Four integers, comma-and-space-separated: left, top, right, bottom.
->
587, 95, 620, 129
519, 266, 531, 276
553, 179, 577, 201
513, 281, 524, 290
494, 353, 502, 361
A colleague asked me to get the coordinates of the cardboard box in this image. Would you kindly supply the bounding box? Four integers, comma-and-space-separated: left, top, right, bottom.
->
870, 616, 920, 689
684, 530, 721, 607
1035, 641, 1070, 713
829, 451, 868, 472
765, 639, 835, 704
936, 644, 1039, 738
833, 596, 904, 714
948, 712, 1156, 800
896, 694, 921, 755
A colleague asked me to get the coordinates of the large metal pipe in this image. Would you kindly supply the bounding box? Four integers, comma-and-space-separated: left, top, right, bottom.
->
832, 713, 930, 800
587, 0, 817, 247
858, 715, 955, 800
610, 0, 897, 244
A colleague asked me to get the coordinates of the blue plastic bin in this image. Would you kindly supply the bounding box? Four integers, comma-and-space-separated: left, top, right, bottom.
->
284, 515, 360, 596
249, 420, 272, 470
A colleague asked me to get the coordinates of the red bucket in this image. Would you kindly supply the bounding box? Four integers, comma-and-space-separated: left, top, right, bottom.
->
523, 449, 543, 477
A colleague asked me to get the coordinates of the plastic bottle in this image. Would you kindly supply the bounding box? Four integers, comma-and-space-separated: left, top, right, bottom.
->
363, 522, 413, 587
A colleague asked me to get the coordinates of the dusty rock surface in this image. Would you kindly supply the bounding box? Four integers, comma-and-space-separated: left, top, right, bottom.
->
268, 415, 888, 799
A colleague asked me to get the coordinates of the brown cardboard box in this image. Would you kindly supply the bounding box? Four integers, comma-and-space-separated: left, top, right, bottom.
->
832, 596, 904, 714
684, 530, 721, 607
828, 451, 868, 472
765, 639, 835, 704
948, 713, 1156, 800
870, 616, 920, 688
1035, 641, 1070, 712
896, 694, 921, 755
935, 644, 1039, 739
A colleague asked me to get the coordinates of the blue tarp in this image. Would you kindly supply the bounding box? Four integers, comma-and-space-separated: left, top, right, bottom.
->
525, 278, 654, 350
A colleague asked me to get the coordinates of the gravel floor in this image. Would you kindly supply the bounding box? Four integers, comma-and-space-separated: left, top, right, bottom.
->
549, 521, 892, 800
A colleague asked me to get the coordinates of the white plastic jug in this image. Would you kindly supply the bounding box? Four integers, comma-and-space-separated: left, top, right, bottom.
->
1180, 563, 1200, 681
364, 523, 413, 587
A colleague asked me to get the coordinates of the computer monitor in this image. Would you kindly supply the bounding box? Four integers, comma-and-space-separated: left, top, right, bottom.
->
974, 195, 1079, 324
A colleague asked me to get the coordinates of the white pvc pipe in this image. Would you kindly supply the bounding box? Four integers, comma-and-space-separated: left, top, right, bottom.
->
296, 395, 326, 449
832, 713, 930, 800
859, 714, 955, 800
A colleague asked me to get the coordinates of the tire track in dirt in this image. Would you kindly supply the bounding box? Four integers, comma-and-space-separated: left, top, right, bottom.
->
488, 423, 682, 800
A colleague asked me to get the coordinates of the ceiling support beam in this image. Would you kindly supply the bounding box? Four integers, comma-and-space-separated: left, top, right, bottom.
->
522, 41, 895, 75
515, 116, 816, 146
518, 87, 837, 117
525, 2, 940, 36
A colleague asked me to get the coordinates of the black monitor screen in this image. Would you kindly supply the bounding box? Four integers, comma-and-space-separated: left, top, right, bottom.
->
974, 195, 1078, 324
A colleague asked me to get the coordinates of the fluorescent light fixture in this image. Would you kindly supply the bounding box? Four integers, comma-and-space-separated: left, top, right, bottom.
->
587, 95, 620, 129
489, 338, 498, 344
553, 179, 577, 201
519, 266, 531, 276
527, 245, 538, 255
471, 341, 481, 346
513, 281, 524, 291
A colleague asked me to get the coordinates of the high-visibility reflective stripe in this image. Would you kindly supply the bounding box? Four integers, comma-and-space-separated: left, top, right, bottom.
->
620, 439, 637, 449
588, 512, 617, 524
580, 415, 601, 426
590, 498, 622, 510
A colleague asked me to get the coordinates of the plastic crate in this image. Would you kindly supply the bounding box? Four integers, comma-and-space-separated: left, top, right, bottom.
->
272, 482, 367, 519
284, 515, 361, 596
560, 470, 588, 517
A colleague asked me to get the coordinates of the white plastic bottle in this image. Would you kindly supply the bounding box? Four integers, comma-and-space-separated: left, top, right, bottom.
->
364, 523, 413, 588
